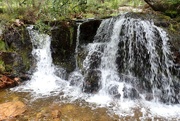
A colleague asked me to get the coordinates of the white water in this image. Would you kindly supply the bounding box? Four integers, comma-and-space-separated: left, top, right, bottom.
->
12, 15, 180, 120
80, 15, 180, 119
75, 23, 81, 70
13, 26, 68, 96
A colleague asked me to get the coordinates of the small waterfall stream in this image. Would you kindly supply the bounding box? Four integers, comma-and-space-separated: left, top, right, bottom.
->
12, 14, 180, 120
13, 26, 68, 96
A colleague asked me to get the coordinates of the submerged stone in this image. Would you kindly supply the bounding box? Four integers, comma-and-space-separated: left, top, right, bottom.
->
0, 101, 26, 120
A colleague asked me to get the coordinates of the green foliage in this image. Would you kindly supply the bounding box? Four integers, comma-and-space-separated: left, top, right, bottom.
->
166, 0, 180, 4
34, 20, 51, 34
165, 10, 178, 18
0, 0, 145, 22
0, 60, 5, 72
0, 40, 6, 51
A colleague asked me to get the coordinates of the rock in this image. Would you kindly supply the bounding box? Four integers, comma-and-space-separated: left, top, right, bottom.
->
0, 75, 20, 89
85, 51, 102, 70
68, 71, 83, 86
108, 85, 121, 99
0, 52, 24, 74
2, 25, 32, 76
173, 51, 180, 65
123, 86, 140, 99
51, 21, 77, 73
51, 110, 61, 119
83, 69, 101, 93
79, 19, 102, 45
0, 101, 26, 120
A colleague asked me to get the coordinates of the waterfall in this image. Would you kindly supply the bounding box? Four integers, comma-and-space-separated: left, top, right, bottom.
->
82, 15, 179, 104
12, 14, 180, 119
13, 26, 68, 96
75, 23, 81, 70
80, 14, 180, 118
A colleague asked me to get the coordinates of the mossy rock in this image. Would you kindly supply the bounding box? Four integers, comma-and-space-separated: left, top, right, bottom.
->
0, 60, 5, 73
79, 19, 102, 45
0, 40, 6, 51
50, 20, 77, 73
2, 25, 33, 76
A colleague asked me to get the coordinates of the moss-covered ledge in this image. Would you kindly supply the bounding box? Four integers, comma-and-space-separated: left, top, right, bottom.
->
0, 22, 32, 88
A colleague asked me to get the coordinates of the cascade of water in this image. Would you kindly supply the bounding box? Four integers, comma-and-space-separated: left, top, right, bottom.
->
75, 23, 81, 70
82, 15, 179, 104
11, 14, 180, 119
67, 23, 84, 88
13, 26, 68, 96
26, 26, 60, 95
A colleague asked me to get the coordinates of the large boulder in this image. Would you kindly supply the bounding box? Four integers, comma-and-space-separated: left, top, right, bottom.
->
0, 101, 26, 120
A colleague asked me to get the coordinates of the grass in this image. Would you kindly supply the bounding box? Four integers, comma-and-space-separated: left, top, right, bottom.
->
0, 0, 145, 23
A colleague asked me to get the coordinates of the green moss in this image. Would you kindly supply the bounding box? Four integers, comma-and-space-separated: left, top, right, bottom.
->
34, 20, 51, 34
0, 40, 6, 51
169, 24, 175, 32
20, 52, 30, 71
0, 60, 5, 72
165, 10, 178, 18
5, 65, 12, 72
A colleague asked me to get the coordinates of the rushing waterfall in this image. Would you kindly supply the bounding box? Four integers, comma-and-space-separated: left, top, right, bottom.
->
82, 15, 179, 104
12, 14, 180, 119
26, 26, 61, 95
78, 14, 180, 118
13, 26, 68, 96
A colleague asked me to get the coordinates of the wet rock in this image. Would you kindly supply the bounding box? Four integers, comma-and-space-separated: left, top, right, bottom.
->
145, 93, 153, 101
85, 51, 102, 70
0, 52, 22, 74
79, 19, 102, 45
83, 69, 101, 93
0, 75, 20, 89
2, 25, 32, 76
68, 71, 83, 86
0, 101, 26, 120
108, 85, 121, 99
173, 51, 180, 69
123, 86, 140, 99
51, 21, 77, 73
